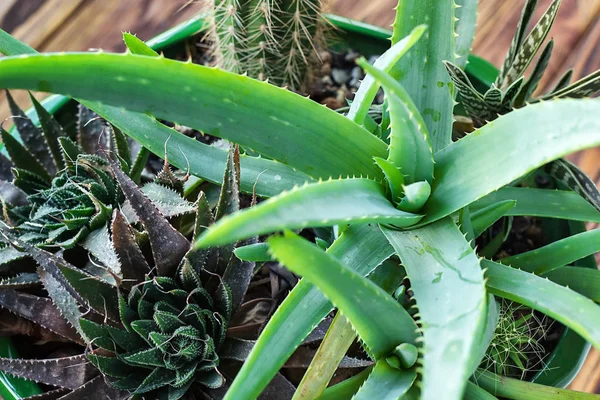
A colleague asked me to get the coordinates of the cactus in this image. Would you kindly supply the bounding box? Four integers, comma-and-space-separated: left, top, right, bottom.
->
208, 0, 326, 91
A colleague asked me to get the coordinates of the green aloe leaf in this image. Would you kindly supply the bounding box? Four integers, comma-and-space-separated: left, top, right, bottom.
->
473, 369, 600, 400
484, 259, 600, 349
0, 52, 387, 180
501, 229, 600, 274
347, 25, 426, 125
85, 104, 312, 198
470, 187, 600, 223
195, 178, 422, 248
422, 99, 600, 225
0, 28, 310, 198
318, 368, 372, 400
358, 60, 434, 185
544, 267, 600, 302
454, 0, 479, 69
233, 242, 271, 262
391, 0, 456, 151
471, 199, 516, 238
123, 33, 160, 57
465, 382, 498, 400
352, 361, 416, 400
268, 231, 418, 358
0, 28, 35, 55
225, 224, 394, 400
382, 218, 486, 400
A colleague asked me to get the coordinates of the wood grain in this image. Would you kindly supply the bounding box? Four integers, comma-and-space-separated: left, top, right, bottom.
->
1, 0, 600, 394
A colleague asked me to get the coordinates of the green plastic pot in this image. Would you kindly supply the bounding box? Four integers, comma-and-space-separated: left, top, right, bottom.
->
0, 12, 593, 399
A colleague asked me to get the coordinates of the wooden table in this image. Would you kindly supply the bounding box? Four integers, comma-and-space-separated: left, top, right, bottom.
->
1, 0, 600, 394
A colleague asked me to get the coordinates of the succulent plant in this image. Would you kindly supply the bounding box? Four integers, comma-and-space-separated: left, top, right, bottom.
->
207, 0, 326, 91
1, 0, 600, 399
0, 146, 254, 399
445, 0, 600, 128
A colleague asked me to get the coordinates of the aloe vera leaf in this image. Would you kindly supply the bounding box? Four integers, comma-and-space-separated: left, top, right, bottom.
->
86, 104, 312, 198
397, 181, 431, 213
421, 99, 600, 226
470, 187, 600, 223
268, 231, 418, 358
233, 242, 271, 262
0, 29, 35, 55
473, 369, 600, 400
0, 53, 387, 180
502, 0, 561, 89
382, 219, 486, 399
483, 259, 600, 349
0, 29, 312, 198
454, 0, 479, 69
496, 0, 538, 87
545, 158, 600, 212
464, 382, 498, 400
294, 260, 404, 400
391, 0, 456, 151
352, 361, 416, 400
347, 25, 426, 125
501, 229, 600, 274
123, 33, 160, 57
224, 224, 394, 400
373, 157, 404, 202
293, 313, 355, 400
317, 367, 371, 400
382, 219, 486, 400
358, 60, 434, 184
544, 267, 600, 302
470, 295, 499, 376
471, 200, 516, 238
195, 178, 422, 248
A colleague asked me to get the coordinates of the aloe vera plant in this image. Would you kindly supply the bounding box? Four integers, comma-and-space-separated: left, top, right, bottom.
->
1, 0, 600, 399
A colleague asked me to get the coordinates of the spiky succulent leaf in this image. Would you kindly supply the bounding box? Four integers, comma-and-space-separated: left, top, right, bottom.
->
225, 224, 393, 400
421, 99, 600, 226
382, 219, 486, 400
0, 52, 388, 181
484, 260, 600, 349
391, 0, 456, 151
352, 361, 416, 400
0, 355, 96, 390
358, 60, 434, 185
195, 178, 422, 248
268, 231, 418, 359
347, 25, 426, 125
545, 158, 600, 212
109, 158, 189, 276
471, 186, 600, 223
501, 228, 600, 274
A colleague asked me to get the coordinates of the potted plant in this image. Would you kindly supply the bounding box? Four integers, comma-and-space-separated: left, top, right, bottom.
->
0, 0, 600, 399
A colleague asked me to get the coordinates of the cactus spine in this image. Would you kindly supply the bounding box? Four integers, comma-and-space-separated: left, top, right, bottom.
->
209, 0, 325, 91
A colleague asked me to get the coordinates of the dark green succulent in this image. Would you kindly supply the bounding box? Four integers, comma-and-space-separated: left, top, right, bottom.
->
0, 143, 350, 399
446, 0, 600, 128
82, 267, 232, 397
